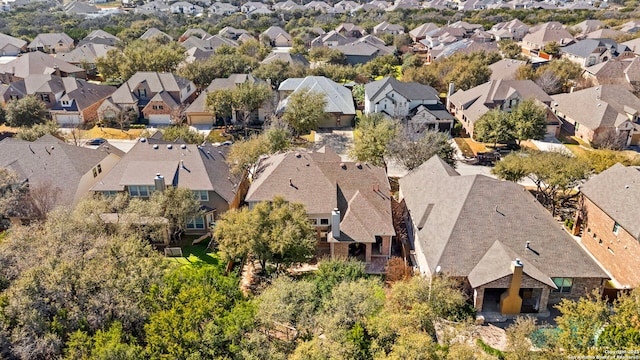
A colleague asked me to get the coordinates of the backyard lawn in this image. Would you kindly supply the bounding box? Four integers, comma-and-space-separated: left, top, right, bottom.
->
166, 244, 220, 267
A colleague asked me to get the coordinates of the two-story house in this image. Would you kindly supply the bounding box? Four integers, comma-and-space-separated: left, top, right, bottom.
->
447, 79, 553, 138
261, 26, 292, 47
97, 72, 196, 125
521, 22, 574, 59
399, 156, 608, 315
561, 38, 635, 68
0, 51, 86, 84
245, 147, 395, 273
91, 139, 246, 233
364, 77, 454, 132
575, 164, 640, 299
0, 74, 116, 125
373, 21, 404, 36
551, 85, 640, 147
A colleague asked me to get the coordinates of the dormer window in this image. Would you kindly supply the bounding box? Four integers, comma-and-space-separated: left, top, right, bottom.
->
138, 88, 147, 97
62, 100, 70, 106
41, 94, 50, 102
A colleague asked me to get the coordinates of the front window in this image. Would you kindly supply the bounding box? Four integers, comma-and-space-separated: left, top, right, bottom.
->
41, 94, 50, 102
320, 218, 329, 225
152, 104, 164, 110
138, 88, 147, 98
187, 216, 205, 229
193, 190, 209, 201
552, 277, 573, 293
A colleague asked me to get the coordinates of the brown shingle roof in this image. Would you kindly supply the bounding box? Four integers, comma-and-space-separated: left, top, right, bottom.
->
399, 156, 607, 281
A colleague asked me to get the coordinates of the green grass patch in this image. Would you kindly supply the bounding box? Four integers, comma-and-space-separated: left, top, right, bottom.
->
476, 338, 505, 359
166, 244, 221, 268
206, 128, 233, 143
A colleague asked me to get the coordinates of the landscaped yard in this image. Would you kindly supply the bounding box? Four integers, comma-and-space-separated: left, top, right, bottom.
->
456, 137, 489, 156
166, 244, 220, 267
67, 125, 147, 141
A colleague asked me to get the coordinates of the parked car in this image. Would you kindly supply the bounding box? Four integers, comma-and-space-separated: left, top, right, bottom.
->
476, 151, 501, 165
86, 138, 107, 146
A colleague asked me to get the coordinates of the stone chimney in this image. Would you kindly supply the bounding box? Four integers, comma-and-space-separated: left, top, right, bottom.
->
154, 173, 165, 192
499, 258, 524, 315
331, 208, 340, 239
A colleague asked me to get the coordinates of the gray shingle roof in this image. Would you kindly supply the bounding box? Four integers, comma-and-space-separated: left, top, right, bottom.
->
0, 51, 85, 79
551, 85, 640, 131
561, 38, 630, 58
57, 43, 117, 64
91, 140, 240, 203
0, 134, 114, 208
27, 33, 74, 50
399, 156, 607, 281
278, 76, 355, 115
0, 33, 26, 51
246, 148, 395, 239
581, 163, 640, 239
365, 77, 439, 104
489, 59, 527, 81
186, 74, 264, 113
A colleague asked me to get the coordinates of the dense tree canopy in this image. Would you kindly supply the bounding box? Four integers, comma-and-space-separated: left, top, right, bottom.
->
5, 95, 48, 127
474, 99, 548, 145
350, 114, 397, 168
387, 128, 456, 170
282, 90, 328, 136
96, 39, 185, 80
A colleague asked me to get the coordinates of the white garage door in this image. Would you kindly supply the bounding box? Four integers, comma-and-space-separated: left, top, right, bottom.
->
149, 114, 172, 125
55, 114, 81, 125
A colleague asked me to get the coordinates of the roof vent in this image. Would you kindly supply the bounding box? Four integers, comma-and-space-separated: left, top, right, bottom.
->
181, 144, 187, 149
295, 152, 301, 158
340, 162, 346, 169
167, 144, 173, 149
356, 162, 362, 169
140, 137, 147, 143
153, 144, 159, 149
625, 184, 630, 189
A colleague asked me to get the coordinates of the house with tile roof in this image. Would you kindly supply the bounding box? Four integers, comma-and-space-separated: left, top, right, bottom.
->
0, 33, 27, 56
278, 76, 355, 128
0, 74, 116, 124
246, 147, 395, 272
0, 51, 87, 83
575, 164, 640, 297
561, 38, 634, 68
97, 72, 196, 126
364, 77, 454, 132
447, 79, 553, 137
27, 33, 75, 54
551, 85, 640, 147
91, 139, 245, 233
0, 134, 121, 219
399, 156, 608, 314
186, 74, 270, 126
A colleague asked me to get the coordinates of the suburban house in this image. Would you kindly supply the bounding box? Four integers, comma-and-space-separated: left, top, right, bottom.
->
571, 19, 604, 36
57, 43, 117, 77
0, 74, 115, 124
310, 30, 350, 48
409, 23, 439, 42
170, 1, 204, 15
27, 33, 75, 54
97, 72, 196, 126
278, 76, 356, 128
521, 22, 574, 59
217, 26, 248, 41
373, 21, 404, 36
180, 34, 237, 52
139, 28, 173, 42
488, 19, 529, 41
245, 147, 395, 272
399, 156, 608, 315
447, 79, 554, 138
0, 33, 27, 56
0, 51, 87, 83
551, 85, 640, 147
583, 58, 640, 92
335, 23, 367, 38
0, 134, 121, 219
209, 2, 238, 15
561, 39, 634, 68
186, 73, 271, 126
261, 26, 292, 47
260, 52, 310, 67
78, 29, 121, 46
364, 77, 454, 131
575, 164, 640, 298
91, 139, 246, 233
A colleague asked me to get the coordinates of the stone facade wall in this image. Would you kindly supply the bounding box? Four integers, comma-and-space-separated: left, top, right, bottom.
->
332, 243, 349, 259
580, 196, 640, 288
548, 277, 604, 304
